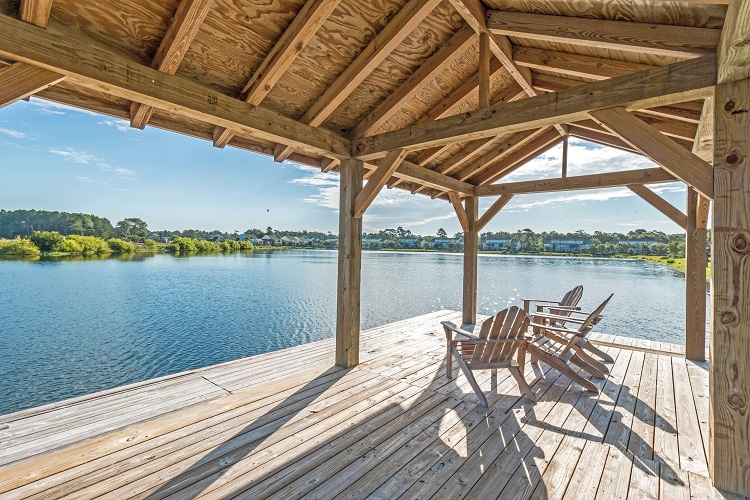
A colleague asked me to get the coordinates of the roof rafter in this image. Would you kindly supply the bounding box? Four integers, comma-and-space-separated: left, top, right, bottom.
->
488, 10, 721, 58
514, 46, 654, 81
567, 126, 641, 154
273, 0, 442, 160
351, 25, 475, 139
130, 0, 215, 129
0, 13, 351, 159
212, 0, 342, 148
353, 56, 716, 160
19, 0, 53, 29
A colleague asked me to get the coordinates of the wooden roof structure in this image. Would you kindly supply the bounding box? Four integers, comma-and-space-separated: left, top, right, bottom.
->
1, 0, 749, 496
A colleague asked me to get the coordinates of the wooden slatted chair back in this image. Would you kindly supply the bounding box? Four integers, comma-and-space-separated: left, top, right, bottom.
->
549, 285, 584, 318
471, 306, 529, 365
557, 293, 614, 357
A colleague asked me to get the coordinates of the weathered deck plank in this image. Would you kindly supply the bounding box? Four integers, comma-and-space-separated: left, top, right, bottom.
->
0, 310, 740, 500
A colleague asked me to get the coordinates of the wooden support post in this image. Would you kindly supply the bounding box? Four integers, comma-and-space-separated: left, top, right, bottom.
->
561, 133, 569, 178
462, 196, 479, 325
336, 158, 363, 368
710, 78, 750, 496
478, 32, 490, 109
685, 187, 707, 361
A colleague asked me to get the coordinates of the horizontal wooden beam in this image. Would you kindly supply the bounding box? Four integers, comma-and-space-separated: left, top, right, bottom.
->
477, 194, 513, 230
354, 149, 408, 218
589, 107, 713, 198
475, 167, 677, 196
352, 56, 716, 160
0, 62, 64, 109
488, 10, 720, 58
514, 46, 653, 81
0, 13, 351, 159
628, 184, 687, 229
130, 0, 214, 129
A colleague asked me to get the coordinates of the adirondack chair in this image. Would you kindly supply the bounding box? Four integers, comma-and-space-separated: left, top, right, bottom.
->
523, 285, 583, 333
524, 285, 613, 364
525, 294, 614, 393
441, 306, 534, 407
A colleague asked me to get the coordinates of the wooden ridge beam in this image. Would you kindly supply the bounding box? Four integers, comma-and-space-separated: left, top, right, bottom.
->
532, 72, 705, 124
0, 62, 64, 109
352, 26, 475, 139
19, 0, 53, 29
353, 56, 715, 160
0, 13, 350, 159
472, 127, 562, 185
130, 0, 214, 129
514, 46, 653, 81
589, 107, 713, 198
477, 194, 513, 230
354, 149, 408, 217
488, 10, 720, 58
627, 184, 688, 229
213, 0, 341, 147
448, 191, 470, 231
475, 167, 676, 196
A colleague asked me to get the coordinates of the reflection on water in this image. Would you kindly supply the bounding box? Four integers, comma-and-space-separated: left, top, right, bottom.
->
0, 250, 702, 414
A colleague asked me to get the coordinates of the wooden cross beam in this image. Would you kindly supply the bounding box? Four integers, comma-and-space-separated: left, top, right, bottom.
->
589, 107, 713, 198
130, 0, 214, 130
354, 149, 408, 218
477, 194, 514, 231
19, 0, 53, 29
475, 168, 677, 197
627, 184, 687, 229
352, 56, 716, 160
212, 0, 342, 148
0, 62, 64, 109
488, 10, 720, 58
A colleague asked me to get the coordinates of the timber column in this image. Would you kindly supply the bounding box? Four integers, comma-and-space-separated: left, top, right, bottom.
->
710, 79, 750, 496
685, 188, 708, 361
336, 158, 363, 368
462, 196, 479, 324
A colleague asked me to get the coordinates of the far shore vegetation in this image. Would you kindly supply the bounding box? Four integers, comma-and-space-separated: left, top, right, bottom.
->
0, 209, 709, 274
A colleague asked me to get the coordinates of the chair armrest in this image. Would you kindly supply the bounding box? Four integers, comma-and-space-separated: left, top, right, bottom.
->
536, 305, 581, 311
522, 299, 561, 304
528, 321, 584, 336
451, 338, 526, 345
528, 312, 586, 324
441, 321, 479, 341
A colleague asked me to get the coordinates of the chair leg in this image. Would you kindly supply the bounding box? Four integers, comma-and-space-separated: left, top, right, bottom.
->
509, 366, 536, 402
517, 342, 527, 370
530, 347, 599, 393
582, 341, 614, 363
451, 346, 488, 407
530, 349, 539, 364
446, 342, 453, 379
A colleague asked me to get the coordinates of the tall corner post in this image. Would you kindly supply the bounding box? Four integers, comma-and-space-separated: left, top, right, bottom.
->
710, 78, 750, 496
685, 187, 707, 361
336, 158, 363, 368
462, 196, 479, 325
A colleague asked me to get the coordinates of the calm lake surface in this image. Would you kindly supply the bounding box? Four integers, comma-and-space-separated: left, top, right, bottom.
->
0, 250, 703, 415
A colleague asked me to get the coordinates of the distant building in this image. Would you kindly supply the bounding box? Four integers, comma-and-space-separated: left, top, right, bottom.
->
261, 234, 281, 246
396, 237, 421, 249
431, 238, 462, 249
482, 238, 520, 251
619, 239, 659, 246
543, 238, 590, 252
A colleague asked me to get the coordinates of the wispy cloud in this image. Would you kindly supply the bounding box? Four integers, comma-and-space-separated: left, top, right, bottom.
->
100, 119, 131, 132
50, 147, 97, 164
29, 99, 97, 116
0, 127, 27, 139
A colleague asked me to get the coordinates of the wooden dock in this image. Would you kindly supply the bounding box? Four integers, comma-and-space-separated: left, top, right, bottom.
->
0, 311, 737, 499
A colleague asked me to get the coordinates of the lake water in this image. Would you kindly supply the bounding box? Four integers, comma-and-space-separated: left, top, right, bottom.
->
0, 250, 704, 415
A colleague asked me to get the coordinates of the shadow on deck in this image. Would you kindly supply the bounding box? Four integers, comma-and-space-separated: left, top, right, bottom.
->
0, 311, 737, 499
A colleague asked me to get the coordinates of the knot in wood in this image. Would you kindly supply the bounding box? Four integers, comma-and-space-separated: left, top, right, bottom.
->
721, 311, 737, 325
296, 41, 304, 51
728, 393, 745, 409
732, 235, 750, 253
725, 100, 736, 111
726, 153, 740, 166
356, 143, 365, 152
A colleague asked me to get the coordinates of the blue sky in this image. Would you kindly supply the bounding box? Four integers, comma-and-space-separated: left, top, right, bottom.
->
0, 98, 688, 235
